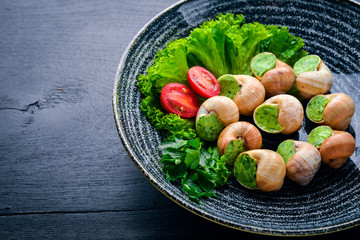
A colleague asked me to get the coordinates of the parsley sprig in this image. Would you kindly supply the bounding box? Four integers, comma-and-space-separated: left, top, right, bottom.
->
160, 138, 231, 203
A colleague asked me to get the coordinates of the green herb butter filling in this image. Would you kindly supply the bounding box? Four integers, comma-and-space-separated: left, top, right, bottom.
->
251, 52, 276, 77
306, 95, 330, 122
276, 140, 296, 164
224, 139, 246, 166
233, 153, 257, 189
293, 55, 321, 76
307, 126, 333, 148
218, 75, 241, 99
196, 114, 224, 141
254, 104, 284, 133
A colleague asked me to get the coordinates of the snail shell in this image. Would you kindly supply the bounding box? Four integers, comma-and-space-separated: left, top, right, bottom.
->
251, 52, 295, 97
321, 93, 354, 130
234, 149, 286, 192
295, 56, 334, 99
306, 93, 355, 130
319, 130, 356, 169
196, 96, 239, 141
277, 140, 321, 186
217, 121, 262, 165
254, 94, 304, 134
221, 75, 266, 116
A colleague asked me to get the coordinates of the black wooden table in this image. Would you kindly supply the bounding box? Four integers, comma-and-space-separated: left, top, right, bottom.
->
1, 1, 359, 239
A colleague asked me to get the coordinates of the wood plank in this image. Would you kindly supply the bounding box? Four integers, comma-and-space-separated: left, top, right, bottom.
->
0, 0, 178, 214
1, 210, 360, 239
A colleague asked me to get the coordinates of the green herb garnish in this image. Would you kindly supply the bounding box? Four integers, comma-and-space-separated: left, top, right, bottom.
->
160, 138, 231, 203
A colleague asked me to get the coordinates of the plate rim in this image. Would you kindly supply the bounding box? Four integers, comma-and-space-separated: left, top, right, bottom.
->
112, 0, 360, 236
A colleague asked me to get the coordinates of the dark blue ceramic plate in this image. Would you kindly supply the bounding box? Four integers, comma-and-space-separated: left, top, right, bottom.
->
113, 0, 360, 236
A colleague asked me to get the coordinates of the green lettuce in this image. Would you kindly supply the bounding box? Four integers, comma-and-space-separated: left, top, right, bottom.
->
186, 13, 245, 77
260, 25, 308, 66
139, 95, 194, 133
226, 22, 272, 75
137, 38, 196, 136
138, 38, 189, 97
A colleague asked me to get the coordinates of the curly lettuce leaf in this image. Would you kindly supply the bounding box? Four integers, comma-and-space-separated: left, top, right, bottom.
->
260, 25, 308, 66
137, 38, 197, 135
140, 95, 194, 133
138, 38, 189, 96
186, 13, 245, 78
226, 22, 272, 75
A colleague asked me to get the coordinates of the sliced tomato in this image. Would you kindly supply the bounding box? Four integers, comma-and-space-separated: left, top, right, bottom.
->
160, 83, 200, 118
187, 66, 220, 98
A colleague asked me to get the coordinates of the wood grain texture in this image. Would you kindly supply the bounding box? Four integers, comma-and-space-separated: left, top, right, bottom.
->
0, 0, 359, 239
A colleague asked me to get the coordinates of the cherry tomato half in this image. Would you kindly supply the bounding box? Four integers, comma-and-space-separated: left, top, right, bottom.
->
160, 83, 200, 118
187, 66, 220, 98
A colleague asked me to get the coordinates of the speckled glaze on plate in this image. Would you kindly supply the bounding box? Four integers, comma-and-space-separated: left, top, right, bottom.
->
113, 0, 360, 236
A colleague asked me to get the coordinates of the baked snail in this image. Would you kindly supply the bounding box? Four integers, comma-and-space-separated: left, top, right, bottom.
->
307, 126, 355, 169
293, 55, 334, 99
253, 94, 304, 134
217, 121, 262, 166
233, 149, 286, 192
196, 96, 239, 141
218, 74, 265, 116
277, 140, 321, 186
306, 93, 355, 130
251, 52, 295, 97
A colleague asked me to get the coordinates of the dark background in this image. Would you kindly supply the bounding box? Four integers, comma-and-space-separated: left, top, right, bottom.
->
0, 0, 359, 239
